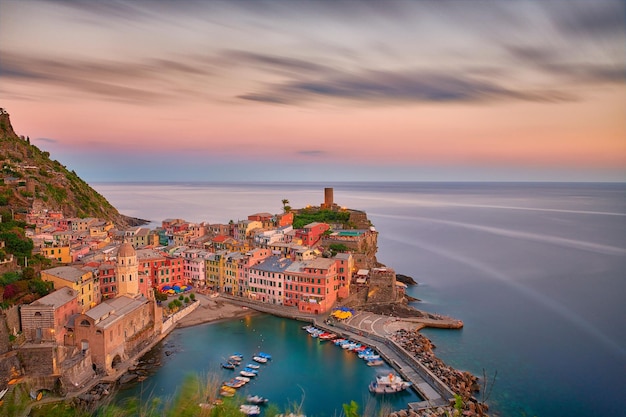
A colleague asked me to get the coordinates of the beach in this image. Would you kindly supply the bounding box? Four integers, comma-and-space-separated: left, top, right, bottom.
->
174, 293, 259, 328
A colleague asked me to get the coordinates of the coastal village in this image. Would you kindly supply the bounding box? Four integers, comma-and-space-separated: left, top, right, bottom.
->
0, 187, 486, 417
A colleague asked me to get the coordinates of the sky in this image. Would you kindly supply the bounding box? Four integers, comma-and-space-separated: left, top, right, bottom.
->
0, 0, 625, 183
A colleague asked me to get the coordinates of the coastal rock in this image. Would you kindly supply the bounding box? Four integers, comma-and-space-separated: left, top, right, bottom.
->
396, 274, 418, 286
119, 373, 138, 384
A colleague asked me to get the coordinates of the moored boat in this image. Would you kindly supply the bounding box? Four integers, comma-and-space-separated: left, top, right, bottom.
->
368, 373, 412, 394
221, 362, 236, 369
246, 363, 261, 369
252, 356, 268, 363
366, 359, 385, 366
240, 404, 261, 415
220, 386, 236, 397
258, 352, 272, 360
246, 394, 269, 405
223, 378, 246, 388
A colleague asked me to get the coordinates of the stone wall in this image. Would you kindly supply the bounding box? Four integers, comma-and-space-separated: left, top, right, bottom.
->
3, 305, 21, 341
17, 344, 55, 376
0, 311, 11, 355
348, 210, 370, 229
366, 267, 397, 304
60, 346, 95, 389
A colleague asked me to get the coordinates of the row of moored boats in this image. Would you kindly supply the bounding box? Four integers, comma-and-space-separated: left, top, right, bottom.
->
219, 352, 272, 415
302, 325, 412, 394
302, 325, 385, 367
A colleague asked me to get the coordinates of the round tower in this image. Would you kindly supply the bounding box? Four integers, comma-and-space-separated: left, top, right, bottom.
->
116, 241, 138, 297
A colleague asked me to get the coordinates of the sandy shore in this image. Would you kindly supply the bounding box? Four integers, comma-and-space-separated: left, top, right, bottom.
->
175, 292, 260, 328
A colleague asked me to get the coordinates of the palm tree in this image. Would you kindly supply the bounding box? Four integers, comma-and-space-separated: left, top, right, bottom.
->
281, 199, 290, 212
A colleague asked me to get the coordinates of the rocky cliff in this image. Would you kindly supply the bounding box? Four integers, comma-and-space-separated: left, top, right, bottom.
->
0, 108, 145, 228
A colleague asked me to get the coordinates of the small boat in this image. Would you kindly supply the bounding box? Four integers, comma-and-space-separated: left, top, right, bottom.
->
318, 332, 336, 341
224, 378, 246, 388
252, 356, 268, 363
258, 352, 272, 360
220, 389, 235, 397
368, 373, 412, 394
240, 370, 257, 377
221, 362, 236, 370
366, 359, 385, 366
333, 338, 346, 345
246, 363, 260, 369
229, 354, 243, 361
235, 376, 250, 383
246, 394, 269, 405
240, 404, 261, 415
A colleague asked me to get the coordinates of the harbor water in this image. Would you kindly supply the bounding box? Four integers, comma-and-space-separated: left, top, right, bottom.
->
113, 314, 421, 416
96, 181, 626, 417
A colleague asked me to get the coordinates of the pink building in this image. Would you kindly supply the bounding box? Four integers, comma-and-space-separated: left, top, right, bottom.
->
295, 222, 330, 247
284, 257, 340, 314
21, 288, 79, 344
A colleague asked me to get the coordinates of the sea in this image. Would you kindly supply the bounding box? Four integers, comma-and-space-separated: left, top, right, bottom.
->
92, 181, 626, 417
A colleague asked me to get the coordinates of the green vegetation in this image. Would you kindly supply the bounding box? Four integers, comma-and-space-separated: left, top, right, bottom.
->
154, 288, 168, 302
293, 209, 350, 229
0, 218, 34, 262
45, 183, 67, 204
168, 299, 183, 312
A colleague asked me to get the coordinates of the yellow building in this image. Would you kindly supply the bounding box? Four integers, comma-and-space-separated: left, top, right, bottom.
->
40, 245, 72, 264
40, 266, 97, 312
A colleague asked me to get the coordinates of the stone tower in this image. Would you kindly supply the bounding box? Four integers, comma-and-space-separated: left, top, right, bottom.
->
116, 241, 138, 297
322, 187, 334, 209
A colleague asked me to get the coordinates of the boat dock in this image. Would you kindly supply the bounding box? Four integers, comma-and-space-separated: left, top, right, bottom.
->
311, 318, 454, 410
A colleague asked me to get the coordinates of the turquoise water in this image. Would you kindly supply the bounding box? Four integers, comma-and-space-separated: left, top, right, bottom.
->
97, 182, 626, 417
114, 315, 421, 416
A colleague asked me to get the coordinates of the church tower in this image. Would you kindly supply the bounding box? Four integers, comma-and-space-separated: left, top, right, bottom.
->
116, 241, 138, 297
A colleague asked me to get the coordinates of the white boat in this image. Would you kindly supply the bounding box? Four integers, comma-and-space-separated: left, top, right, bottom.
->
246, 363, 261, 369
235, 376, 251, 383
252, 356, 268, 363
368, 373, 412, 394
246, 394, 269, 404
258, 352, 272, 360
240, 404, 261, 415
240, 370, 257, 377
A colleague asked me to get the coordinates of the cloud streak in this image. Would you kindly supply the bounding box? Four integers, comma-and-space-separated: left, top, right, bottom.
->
238, 68, 576, 105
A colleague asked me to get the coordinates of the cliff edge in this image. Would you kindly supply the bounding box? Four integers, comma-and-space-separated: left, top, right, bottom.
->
0, 108, 146, 228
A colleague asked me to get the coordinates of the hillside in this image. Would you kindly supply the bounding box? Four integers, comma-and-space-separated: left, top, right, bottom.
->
0, 108, 145, 228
